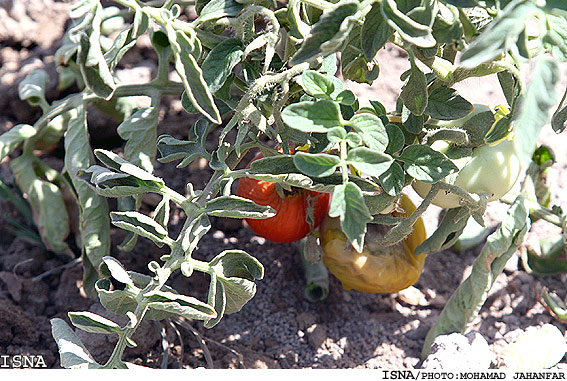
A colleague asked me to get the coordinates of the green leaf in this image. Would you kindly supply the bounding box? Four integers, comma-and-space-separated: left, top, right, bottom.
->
401, 64, 428, 116
345, 132, 362, 148
146, 290, 217, 321
68, 312, 121, 335
94, 149, 165, 184
485, 115, 511, 144
459, 1, 538, 68
157, 134, 209, 167
398, 144, 458, 183
196, 0, 243, 23
18, 69, 49, 105
327, 127, 347, 143
526, 236, 567, 275
381, 0, 436, 48
51, 318, 100, 369
174, 48, 221, 124
378, 161, 405, 196
385, 123, 405, 154
552, 104, 567, 133
301, 70, 335, 99
365, 192, 397, 215
346, 147, 393, 178
0, 124, 35, 162
115, 197, 138, 252
78, 166, 162, 198
157, 119, 212, 167
340, 24, 379, 85
543, 14, 567, 62
201, 38, 243, 94
512, 56, 560, 168
281, 100, 342, 132
218, 277, 258, 315
422, 196, 530, 359
99, 256, 134, 286
95, 278, 138, 316
497, 71, 519, 108
335, 90, 356, 106
370, 100, 387, 115
181, 214, 211, 258
64, 106, 110, 295
117, 107, 159, 173
347, 113, 389, 151
111, 211, 170, 247
328, 182, 372, 252
402, 107, 425, 134
242, 155, 320, 189
432, 11, 464, 45
361, 3, 393, 61
242, 154, 380, 194
11, 155, 71, 254
0, 180, 33, 222
291, 2, 359, 65
461, 110, 495, 146
204, 273, 225, 328
426, 87, 473, 120
104, 9, 149, 71
77, 5, 116, 100
203, 196, 276, 219
320, 54, 338, 75
209, 250, 264, 314
209, 249, 264, 281
441, 0, 478, 6
153, 196, 170, 229
248, 154, 297, 174
293, 152, 341, 177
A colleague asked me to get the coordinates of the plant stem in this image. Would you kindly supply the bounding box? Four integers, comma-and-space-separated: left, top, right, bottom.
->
339, 140, 349, 184
102, 302, 150, 368
500, 193, 565, 228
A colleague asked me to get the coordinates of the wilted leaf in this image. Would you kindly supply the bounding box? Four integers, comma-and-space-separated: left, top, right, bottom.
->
51, 318, 100, 369
68, 312, 121, 335
203, 196, 276, 219
291, 2, 359, 65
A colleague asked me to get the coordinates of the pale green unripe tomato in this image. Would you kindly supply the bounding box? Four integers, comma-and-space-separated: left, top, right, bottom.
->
412, 138, 522, 209
412, 105, 522, 209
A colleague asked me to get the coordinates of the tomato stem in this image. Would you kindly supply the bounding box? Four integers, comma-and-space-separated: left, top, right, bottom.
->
339, 139, 349, 184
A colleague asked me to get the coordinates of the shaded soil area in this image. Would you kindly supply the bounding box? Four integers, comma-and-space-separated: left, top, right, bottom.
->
1, 0, 567, 369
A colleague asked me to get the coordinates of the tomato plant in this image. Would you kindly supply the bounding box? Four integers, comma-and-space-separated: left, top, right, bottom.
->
0, 0, 566, 369
237, 155, 331, 243
320, 194, 426, 293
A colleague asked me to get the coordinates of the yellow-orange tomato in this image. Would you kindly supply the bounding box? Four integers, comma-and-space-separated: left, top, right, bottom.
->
320, 194, 427, 293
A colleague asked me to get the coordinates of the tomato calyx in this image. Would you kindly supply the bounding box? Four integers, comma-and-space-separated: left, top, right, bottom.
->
275, 183, 305, 199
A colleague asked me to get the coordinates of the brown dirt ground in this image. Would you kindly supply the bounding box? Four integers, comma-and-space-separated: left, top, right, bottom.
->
1, 0, 567, 369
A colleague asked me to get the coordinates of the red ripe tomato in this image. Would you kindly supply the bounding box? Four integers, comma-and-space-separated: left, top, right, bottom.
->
236, 155, 331, 243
